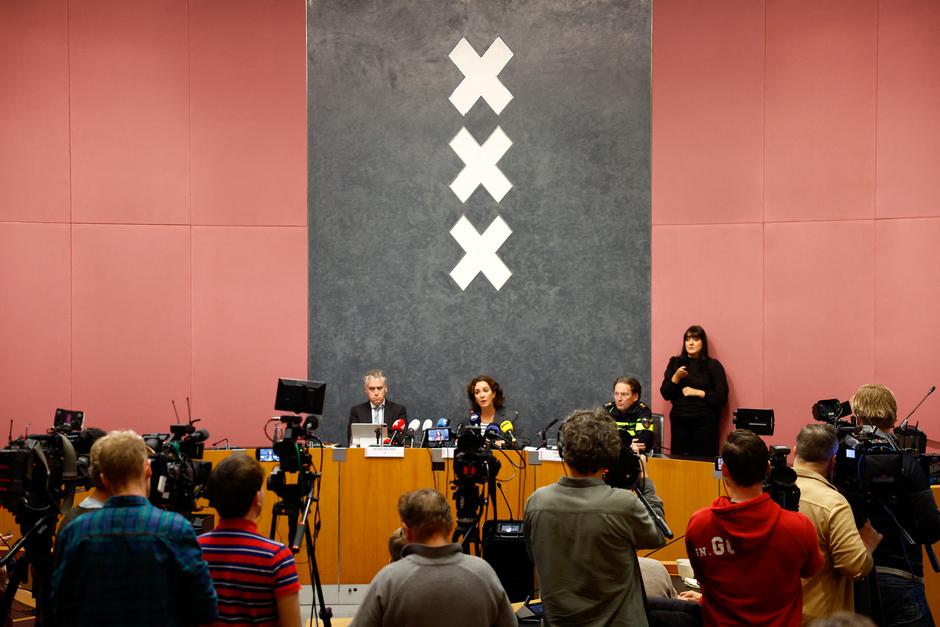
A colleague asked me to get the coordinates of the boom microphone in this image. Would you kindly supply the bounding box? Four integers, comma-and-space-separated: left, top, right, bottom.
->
897, 385, 935, 432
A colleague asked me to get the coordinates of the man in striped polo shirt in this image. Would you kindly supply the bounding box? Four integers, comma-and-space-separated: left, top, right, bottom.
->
199, 453, 301, 626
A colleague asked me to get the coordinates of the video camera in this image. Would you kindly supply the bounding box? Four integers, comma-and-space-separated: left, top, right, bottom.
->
450, 426, 504, 550
264, 378, 324, 504
143, 419, 213, 516
764, 445, 800, 511
603, 427, 642, 490
0, 409, 98, 527
811, 398, 904, 511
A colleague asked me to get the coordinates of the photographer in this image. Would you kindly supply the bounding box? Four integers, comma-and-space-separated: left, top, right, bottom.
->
851, 384, 940, 627
794, 423, 881, 622
524, 408, 666, 626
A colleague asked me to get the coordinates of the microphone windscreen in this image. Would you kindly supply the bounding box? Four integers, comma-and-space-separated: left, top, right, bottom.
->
436, 417, 450, 427
499, 420, 514, 433
192, 428, 210, 442
485, 424, 502, 435
391, 418, 406, 432
408, 419, 420, 431
469, 412, 481, 426
422, 418, 433, 430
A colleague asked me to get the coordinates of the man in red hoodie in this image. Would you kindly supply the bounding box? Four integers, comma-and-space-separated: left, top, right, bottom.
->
686, 429, 822, 626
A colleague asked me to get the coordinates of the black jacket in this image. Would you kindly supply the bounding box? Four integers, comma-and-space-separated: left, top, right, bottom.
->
347, 400, 408, 446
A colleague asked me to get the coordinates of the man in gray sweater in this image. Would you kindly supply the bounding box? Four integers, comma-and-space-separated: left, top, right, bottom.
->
525, 408, 667, 626
351, 488, 516, 627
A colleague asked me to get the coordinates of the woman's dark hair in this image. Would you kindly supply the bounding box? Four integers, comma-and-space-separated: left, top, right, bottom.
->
466, 375, 505, 411
680, 325, 710, 360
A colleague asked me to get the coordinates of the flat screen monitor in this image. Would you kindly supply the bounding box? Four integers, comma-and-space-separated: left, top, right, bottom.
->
274, 378, 326, 415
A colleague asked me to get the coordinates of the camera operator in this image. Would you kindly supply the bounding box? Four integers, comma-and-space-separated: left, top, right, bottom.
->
686, 429, 822, 626
851, 384, 940, 626
793, 423, 882, 622
524, 408, 666, 626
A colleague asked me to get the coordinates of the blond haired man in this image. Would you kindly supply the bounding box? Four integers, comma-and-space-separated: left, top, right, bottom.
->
850, 384, 940, 627
51, 430, 217, 626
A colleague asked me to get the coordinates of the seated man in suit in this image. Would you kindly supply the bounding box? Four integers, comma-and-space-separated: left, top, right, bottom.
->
347, 369, 407, 446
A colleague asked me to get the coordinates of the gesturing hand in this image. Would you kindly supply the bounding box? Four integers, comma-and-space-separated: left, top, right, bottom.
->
671, 366, 689, 384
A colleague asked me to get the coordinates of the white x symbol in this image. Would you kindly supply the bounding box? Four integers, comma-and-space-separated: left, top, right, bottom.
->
449, 37, 513, 115
450, 216, 512, 290
450, 127, 512, 203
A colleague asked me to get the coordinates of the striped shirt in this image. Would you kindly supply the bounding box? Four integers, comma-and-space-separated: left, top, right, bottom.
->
198, 518, 301, 625
51, 494, 218, 626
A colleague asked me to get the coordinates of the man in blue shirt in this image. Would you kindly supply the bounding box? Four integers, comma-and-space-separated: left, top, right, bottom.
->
51, 430, 217, 626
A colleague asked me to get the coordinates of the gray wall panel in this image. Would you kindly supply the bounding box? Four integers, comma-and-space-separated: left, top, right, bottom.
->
309, 0, 651, 443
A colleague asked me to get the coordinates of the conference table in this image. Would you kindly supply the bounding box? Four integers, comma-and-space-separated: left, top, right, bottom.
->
219, 447, 726, 585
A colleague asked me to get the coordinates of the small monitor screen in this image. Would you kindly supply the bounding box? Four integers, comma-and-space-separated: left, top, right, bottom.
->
427, 428, 450, 443
256, 448, 280, 462
54, 408, 84, 431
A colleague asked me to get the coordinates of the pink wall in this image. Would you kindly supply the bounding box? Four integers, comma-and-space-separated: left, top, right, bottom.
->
0, 0, 307, 446
652, 0, 940, 450
2, 0, 938, 450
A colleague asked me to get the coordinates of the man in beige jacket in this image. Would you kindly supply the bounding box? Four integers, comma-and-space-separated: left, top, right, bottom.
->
794, 423, 882, 623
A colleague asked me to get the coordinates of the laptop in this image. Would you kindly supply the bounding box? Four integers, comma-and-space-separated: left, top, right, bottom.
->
350, 423, 387, 448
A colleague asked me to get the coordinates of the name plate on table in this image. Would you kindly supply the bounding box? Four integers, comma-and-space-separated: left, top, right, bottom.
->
364, 447, 405, 458
538, 448, 563, 462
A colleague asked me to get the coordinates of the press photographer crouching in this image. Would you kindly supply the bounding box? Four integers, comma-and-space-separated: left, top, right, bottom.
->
850, 384, 940, 627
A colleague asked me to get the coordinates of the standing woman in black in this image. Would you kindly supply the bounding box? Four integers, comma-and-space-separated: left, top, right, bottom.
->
660, 325, 728, 458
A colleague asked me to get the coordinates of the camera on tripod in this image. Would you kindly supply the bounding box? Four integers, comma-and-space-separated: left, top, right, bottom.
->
0, 409, 94, 527
451, 427, 503, 551
143, 420, 213, 518
0, 409, 95, 625
264, 378, 325, 502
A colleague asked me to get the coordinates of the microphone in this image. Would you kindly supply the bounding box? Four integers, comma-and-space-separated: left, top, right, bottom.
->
469, 412, 481, 426
211, 437, 230, 449
436, 417, 450, 428
389, 418, 406, 446
537, 417, 559, 448
604, 401, 615, 413
897, 385, 935, 432
406, 419, 420, 447
421, 418, 433, 430
190, 428, 209, 443
484, 423, 507, 444
499, 419, 517, 444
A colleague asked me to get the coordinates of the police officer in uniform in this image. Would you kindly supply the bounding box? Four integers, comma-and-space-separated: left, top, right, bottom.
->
605, 376, 656, 454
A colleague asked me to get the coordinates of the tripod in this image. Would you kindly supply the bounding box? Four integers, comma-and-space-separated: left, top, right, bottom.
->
0, 513, 57, 626
451, 462, 500, 555
269, 472, 332, 627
